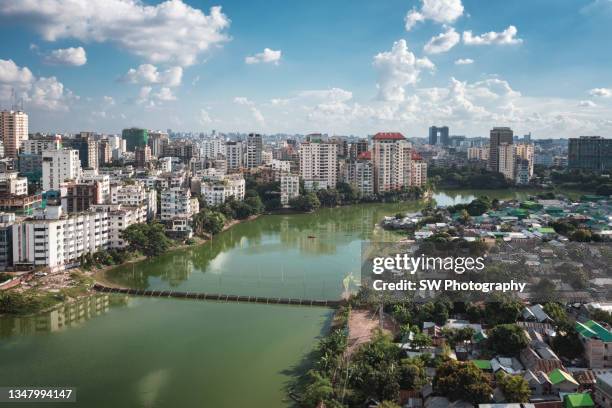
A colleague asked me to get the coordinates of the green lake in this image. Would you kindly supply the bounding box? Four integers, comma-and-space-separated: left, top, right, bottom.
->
0, 190, 540, 408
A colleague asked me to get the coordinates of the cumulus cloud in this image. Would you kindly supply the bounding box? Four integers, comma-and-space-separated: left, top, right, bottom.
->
454, 58, 474, 65
405, 0, 464, 31
233, 96, 265, 125
43, 46, 87, 66
103, 95, 115, 105
589, 88, 612, 97
0, 0, 230, 66
200, 108, 212, 124
424, 27, 460, 54
463, 25, 523, 45
0, 59, 75, 111
122, 64, 183, 87
245, 48, 282, 65
373, 39, 435, 102
578, 100, 597, 107
136, 86, 176, 107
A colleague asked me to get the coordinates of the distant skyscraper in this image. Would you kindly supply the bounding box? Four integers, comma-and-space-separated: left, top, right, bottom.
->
225, 141, 243, 170
489, 127, 513, 172
122, 128, 148, 152
568, 136, 612, 171
428, 126, 449, 146
0, 110, 28, 158
245, 133, 262, 168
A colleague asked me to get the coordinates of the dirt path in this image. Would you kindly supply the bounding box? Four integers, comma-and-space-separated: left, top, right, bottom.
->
346, 309, 398, 356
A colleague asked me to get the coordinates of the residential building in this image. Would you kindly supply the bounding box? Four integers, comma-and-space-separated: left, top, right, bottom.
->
410, 153, 428, 187
372, 132, 411, 193
12, 205, 110, 270
0, 110, 28, 158
343, 151, 374, 196
64, 132, 98, 170
98, 139, 112, 165
0, 212, 14, 270
42, 149, 81, 191
498, 143, 516, 180
280, 173, 300, 206
299, 137, 338, 191
245, 133, 263, 168
79, 171, 110, 204
110, 183, 156, 220
135, 145, 152, 168
489, 127, 513, 172
147, 131, 169, 157
61, 182, 98, 213
515, 143, 535, 178
467, 147, 489, 161
200, 137, 224, 160
160, 188, 194, 221
568, 136, 612, 171
594, 373, 612, 408
91, 204, 147, 249
201, 174, 246, 206
0, 172, 28, 196
122, 128, 148, 152
20, 135, 61, 155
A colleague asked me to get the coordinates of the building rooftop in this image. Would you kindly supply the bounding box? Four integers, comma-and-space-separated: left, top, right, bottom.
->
373, 132, 405, 141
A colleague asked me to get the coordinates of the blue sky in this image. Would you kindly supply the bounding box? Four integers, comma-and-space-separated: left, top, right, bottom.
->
0, 0, 611, 138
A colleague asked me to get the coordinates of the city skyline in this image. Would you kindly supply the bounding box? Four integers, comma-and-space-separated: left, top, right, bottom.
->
0, 0, 612, 138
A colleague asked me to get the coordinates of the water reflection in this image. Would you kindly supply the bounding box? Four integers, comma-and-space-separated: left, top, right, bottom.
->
0, 295, 128, 338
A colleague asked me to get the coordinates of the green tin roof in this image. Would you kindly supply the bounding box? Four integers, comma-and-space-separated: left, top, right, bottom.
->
472, 360, 492, 370
564, 393, 594, 408
549, 368, 578, 385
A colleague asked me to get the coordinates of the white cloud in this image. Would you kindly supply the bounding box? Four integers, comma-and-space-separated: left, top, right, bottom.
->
233, 96, 265, 125
200, 108, 212, 124
454, 58, 474, 65
103, 95, 115, 105
463, 25, 523, 45
373, 39, 435, 102
43, 46, 87, 66
136, 86, 176, 106
297, 88, 353, 102
589, 88, 612, 97
245, 48, 282, 65
405, 0, 464, 31
0, 59, 75, 111
578, 100, 597, 107
424, 27, 460, 54
0, 0, 230, 66
122, 64, 183, 87
233, 96, 253, 105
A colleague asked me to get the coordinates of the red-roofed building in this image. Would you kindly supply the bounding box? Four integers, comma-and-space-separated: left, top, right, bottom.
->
372, 132, 406, 141
357, 151, 371, 160
372, 132, 411, 193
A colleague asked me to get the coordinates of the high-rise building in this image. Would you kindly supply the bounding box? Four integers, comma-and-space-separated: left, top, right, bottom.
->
489, 127, 513, 172
410, 153, 428, 187
568, 136, 612, 171
280, 173, 300, 206
299, 138, 338, 191
64, 133, 98, 170
428, 126, 449, 146
20, 135, 61, 155
122, 128, 148, 152
372, 132, 412, 193
498, 143, 516, 180
343, 151, 374, 196
245, 133, 263, 168
225, 141, 243, 170
0, 110, 28, 158
515, 143, 535, 178
200, 138, 224, 159
135, 145, 152, 168
147, 131, 169, 157
42, 149, 81, 191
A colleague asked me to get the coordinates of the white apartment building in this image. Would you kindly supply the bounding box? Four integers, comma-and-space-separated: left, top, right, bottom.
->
91, 204, 147, 249
280, 173, 300, 206
262, 150, 273, 165
343, 153, 374, 196
20, 136, 61, 155
42, 149, 81, 191
299, 139, 337, 191
225, 141, 243, 170
270, 159, 291, 173
0, 110, 28, 158
515, 159, 531, 185
110, 183, 157, 220
372, 132, 412, 193
200, 138, 224, 159
0, 172, 28, 196
498, 143, 516, 180
12, 205, 110, 270
201, 174, 246, 206
161, 188, 193, 221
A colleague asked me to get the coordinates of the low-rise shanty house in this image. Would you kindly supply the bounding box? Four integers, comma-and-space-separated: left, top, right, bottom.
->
594, 372, 612, 407
424, 396, 473, 408
522, 304, 554, 324
549, 369, 579, 394
524, 369, 552, 396
491, 357, 524, 375
562, 393, 595, 408
573, 370, 596, 392
520, 347, 564, 374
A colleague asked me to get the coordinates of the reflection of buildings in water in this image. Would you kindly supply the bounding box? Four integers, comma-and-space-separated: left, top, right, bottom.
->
164, 253, 195, 286
1, 295, 126, 337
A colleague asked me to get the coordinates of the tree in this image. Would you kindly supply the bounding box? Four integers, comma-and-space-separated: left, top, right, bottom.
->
121, 223, 171, 257
484, 297, 522, 325
496, 372, 531, 403
317, 188, 341, 207
459, 209, 471, 224
337, 182, 360, 203
466, 197, 491, 216
433, 360, 492, 404
289, 193, 320, 212
399, 357, 427, 389
543, 303, 568, 325
487, 324, 529, 356
378, 402, 401, 408
571, 229, 592, 242
301, 371, 334, 407
552, 327, 584, 360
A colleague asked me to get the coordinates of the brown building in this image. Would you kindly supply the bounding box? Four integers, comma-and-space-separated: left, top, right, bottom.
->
63, 183, 99, 213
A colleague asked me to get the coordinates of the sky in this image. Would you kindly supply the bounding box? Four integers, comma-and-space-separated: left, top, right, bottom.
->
0, 0, 612, 138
